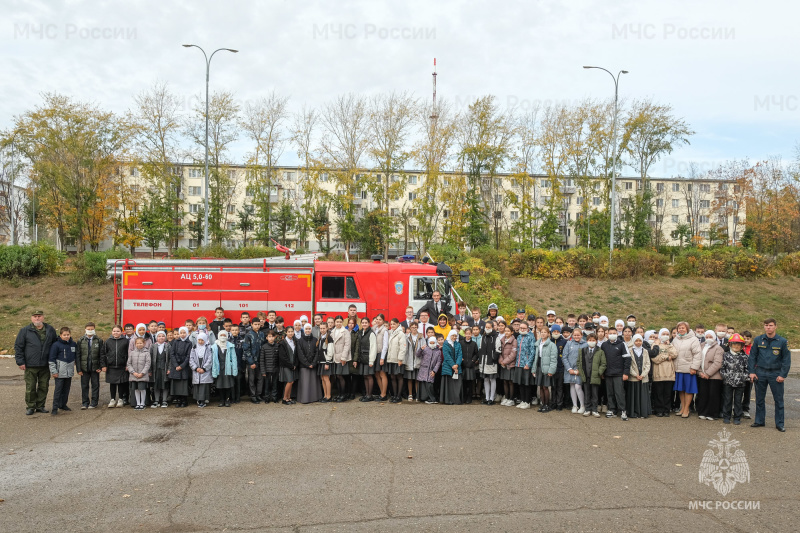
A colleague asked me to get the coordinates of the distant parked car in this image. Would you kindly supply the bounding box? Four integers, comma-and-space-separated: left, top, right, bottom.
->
396, 254, 416, 263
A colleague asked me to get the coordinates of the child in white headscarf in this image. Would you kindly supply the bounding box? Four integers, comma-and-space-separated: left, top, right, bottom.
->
212, 330, 238, 407
149, 331, 171, 408
190, 332, 213, 407
169, 327, 192, 407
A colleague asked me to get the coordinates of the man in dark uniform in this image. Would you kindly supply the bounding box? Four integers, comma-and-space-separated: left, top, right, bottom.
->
15, 310, 58, 415
418, 290, 450, 320
749, 318, 791, 432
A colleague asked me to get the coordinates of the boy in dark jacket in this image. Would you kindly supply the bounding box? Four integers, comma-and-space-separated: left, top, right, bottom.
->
243, 319, 266, 403
459, 328, 479, 404
259, 330, 280, 403
550, 325, 568, 410
49, 327, 77, 415
76, 322, 104, 409
721, 333, 749, 425
601, 330, 630, 420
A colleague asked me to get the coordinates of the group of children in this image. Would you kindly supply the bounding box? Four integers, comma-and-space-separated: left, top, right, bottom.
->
45, 305, 756, 426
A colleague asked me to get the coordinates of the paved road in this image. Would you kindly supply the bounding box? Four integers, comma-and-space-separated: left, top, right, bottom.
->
0, 367, 798, 532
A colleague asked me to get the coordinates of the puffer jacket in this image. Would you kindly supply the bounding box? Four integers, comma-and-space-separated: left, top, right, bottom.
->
15, 322, 58, 367
242, 329, 266, 366
514, 333, 535, 368
76, 335, 104, 374
441, 340, 463, 376
297, 333, 317, 367
562, 338, 587, 384
672, 334, 702, 373
532, 337, 558, 377
650, 341, 677, 382
497, 333, 517, 368
189, 345, 214, 385
721, 349, 750, 388
407, 333, 425, 370
102, 336, 130, 384
479, 331, 499, 375
127, 347, 151, 382
699, 343, 724, 380
386, 327, 407, 365
416, 345, 442, 383
259, 341, 280, 374
48, 338, 77, 378
459, 337, 479, 369
169, 338, 192, 381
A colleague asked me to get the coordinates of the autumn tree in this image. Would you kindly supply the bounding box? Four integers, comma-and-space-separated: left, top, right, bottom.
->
0, 132, 29, 244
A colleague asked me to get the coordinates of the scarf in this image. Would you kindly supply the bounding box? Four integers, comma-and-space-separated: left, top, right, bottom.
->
216, 333, 228, 350
286, 336, 295, 351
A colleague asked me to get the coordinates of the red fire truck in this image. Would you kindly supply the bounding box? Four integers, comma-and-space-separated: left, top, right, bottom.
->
109, 256, 467, 328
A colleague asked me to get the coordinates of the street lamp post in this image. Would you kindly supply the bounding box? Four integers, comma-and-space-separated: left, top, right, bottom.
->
583, 66, 628, 264
182, 44, 238, 246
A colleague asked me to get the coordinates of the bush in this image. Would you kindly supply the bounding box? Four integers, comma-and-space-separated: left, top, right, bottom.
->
452, 257, 519, 320
778, 252, 800, 276
0, 243, 65, 278
236, 246, 282, 259
608, 249, 669, 279
673, 248, 773, 279
172, 247, 194, 259
71, 248, 132, 283
509, 248, 668, 280
427, 244, 467, 265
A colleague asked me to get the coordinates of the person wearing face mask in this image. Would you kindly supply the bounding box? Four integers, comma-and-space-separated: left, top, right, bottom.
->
479, 321, 499, 405
417, 335, 443, 404
601, 326, 629, 420
149, 331, 172, 408
650, 328, 677, 417
77, 322, 104, 410
549, 325, 567, 411
459, 327, 480, 404
212, 330, 239, 407
720, 334, 749, 425
512, 322, 535, 409
581, 333, 602, 417
190, 333, 214, 408
190, 319, 216, 348
497, 323, 518, 406
591, 312, 601, 325
625, 334, 651, 419
713, 323, 729, 350
169, 327, 192, 408
440, 330, 463, 405
672, 321, 702, 418
563, 328, 587, 414
626, 315, 637, 330
696, 330, 724, 421
532, 325, 558, 412
102, 325, 130, 408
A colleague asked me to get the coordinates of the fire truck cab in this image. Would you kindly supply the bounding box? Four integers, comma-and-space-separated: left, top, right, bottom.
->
110, 257, 463, 328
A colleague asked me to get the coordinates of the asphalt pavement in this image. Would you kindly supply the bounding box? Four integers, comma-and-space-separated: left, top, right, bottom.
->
0, 367, 798, 532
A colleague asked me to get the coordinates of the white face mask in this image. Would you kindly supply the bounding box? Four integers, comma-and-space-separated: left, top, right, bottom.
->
551, 332, 561, 339
593, 318, 600, 324
587, 341, 597, 348
427, 340, 437, 349
85, 329, 95, 337
608, 333, 618, 343
716, 331, 726, 339
484, 328, 492, 334
627, 321, 636, 328
660, 335, 670, 343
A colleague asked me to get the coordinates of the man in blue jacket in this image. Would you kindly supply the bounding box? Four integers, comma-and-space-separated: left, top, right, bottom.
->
749, 318, 791, 432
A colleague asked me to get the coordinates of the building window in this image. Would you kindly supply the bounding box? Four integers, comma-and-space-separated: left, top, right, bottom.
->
131, 167, 139, 177
390, 208, 399, 216
672, 183, 680, 192
672, 199, 679, 208
227, 169, 236, 179
656, 183, 664, 192
592, 197, 601, 206
700, 200, 710, 208
227, 205, 236, 214
510, 211, 519, 220
594, 182, 601, 191
188, 186, 202, 196
672, 215, 679, 223
408, 176, 417, 185
656, 199, 664, 207
541, 179, 550, 188
408, 192, 417, 201
189, 239, 199, 248
284, 171, 295, 181
699, 215, 710, 224
320, 173, 329, 182
494, 194, 502, 204
576, 196, 583, 205
227, 222, 236, 230
391, 175, 400, 183
189, 204, 200, 214
699, 184, 711, 193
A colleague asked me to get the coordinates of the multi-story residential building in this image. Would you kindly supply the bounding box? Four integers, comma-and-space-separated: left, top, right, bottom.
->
77, 164, 746, 255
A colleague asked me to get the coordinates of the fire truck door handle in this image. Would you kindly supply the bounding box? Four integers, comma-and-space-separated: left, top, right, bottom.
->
192, 282, 203, 286
239, 283, 250, 287
142, 282, 153, 286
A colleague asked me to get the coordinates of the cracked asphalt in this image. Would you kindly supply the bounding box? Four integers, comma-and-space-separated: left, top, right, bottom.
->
1, 368, 798, 532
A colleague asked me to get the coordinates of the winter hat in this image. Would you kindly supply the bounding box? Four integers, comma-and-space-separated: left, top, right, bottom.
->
550, 324, 562, 332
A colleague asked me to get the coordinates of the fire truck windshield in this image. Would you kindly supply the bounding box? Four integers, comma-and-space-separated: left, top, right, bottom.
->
414, 277, 451, 301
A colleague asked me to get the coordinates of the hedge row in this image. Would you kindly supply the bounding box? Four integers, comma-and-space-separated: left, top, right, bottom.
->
0, 243, 64, 278
172, 245, 284, 260
507, 248, 669, 280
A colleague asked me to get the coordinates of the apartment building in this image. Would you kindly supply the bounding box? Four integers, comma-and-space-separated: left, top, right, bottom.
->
87, 164, 744, 254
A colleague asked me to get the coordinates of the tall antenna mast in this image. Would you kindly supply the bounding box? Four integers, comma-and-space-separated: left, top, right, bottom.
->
430, 58, 438, 122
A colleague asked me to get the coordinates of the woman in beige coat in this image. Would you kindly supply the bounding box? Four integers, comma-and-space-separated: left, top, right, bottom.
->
671, 321, 702, 418
385, 318, 408, 403
331, 316, 351, 402
696, 330, 724, 421
650, 328, 677, 416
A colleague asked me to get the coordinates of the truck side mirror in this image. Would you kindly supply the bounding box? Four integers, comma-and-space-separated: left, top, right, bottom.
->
460, 271, 470, 283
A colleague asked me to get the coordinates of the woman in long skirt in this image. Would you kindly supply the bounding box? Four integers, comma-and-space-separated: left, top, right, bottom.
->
297, 323, 322, 404
650, 328, 677, 416
169, 327, 192, 407
440, 330, 463, 405
459, 327, 480, 404
190, 333, 213, 407
696, 330, 724, 421
278, 326, 299, 405
625, 334, 652, 418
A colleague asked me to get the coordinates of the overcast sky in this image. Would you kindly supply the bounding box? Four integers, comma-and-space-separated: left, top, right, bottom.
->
3, 0, 797, 177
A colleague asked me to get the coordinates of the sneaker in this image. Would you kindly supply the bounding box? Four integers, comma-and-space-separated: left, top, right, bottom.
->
577, 407, 585, 414
706, 417, 715, 421
723, 419, 730, 424
519, 402, 531, 410
81, 405, 88, 410
108, 399, 116, 408
601, 405, 607, 413
408, 395, 413, 401
425, 400, 435, 405
621, 411, 628, 421
88, 404, 97, 409
504, 399, 514, 407
583, 410, 591, 417
531, 398, 539, 406
606, 411, 615, 418
150, 404, 158, 408
743, 411, 751, 419
592, 411, 600, 418
497, 395, 504, 402
571, 406, 578, 414
733, 419, 741, 425
698, 415, 707, 420
161, 402, 168, 408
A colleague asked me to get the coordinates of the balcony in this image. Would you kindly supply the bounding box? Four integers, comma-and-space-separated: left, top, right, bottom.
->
560, 186, 576, 195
